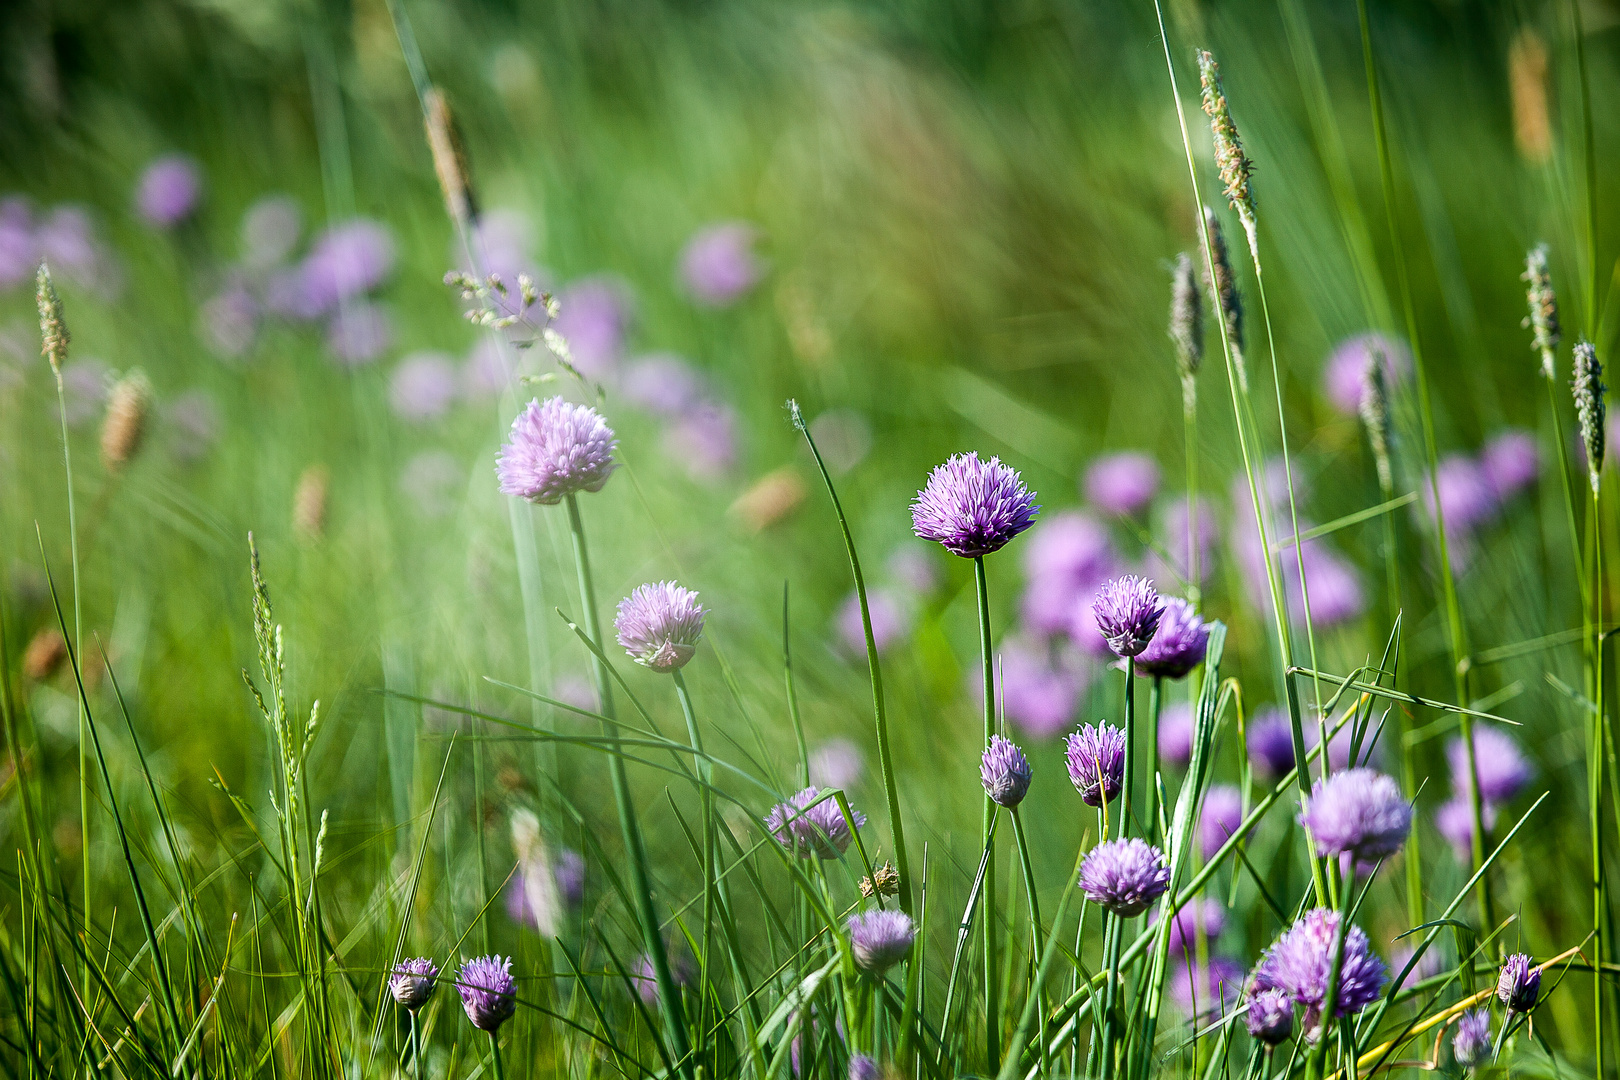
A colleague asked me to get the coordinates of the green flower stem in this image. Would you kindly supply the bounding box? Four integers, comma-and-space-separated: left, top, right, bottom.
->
564, 493, 693, 1078
1148, 676, 1162, 844
672, 668, 715, 1053
974, 555, 1000, 1070
1121, 663, 1135, 840
1009, 807, 1047, 1074
411, 1010, 423, 1080
1308, 862, 1359, 1080
489, 1030, 506, 1080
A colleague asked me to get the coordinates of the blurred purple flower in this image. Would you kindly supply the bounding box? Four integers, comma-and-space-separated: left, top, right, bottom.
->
301, 219, 395, 313
136, 155, 203, 228
399, 451, 462, 518
663, 401, 739, 482
325, 301, 394, 365
621, 353, 707, 417
551, 675, 597, 713
1084, 452, 1160, 516
1247, 708, 1298, 778
389, 352, 458, 422
1147, 499, 1219, 586
1424, 454, 1497, 536
680, 222, 763, 306
976, 635, 1087, 739
1168, 955, 1245, 1019
632, 950, 696, 1005
264, 266, 325, 320
887, 544, 939, 597
1158, 702, 1194, 768
1246, 987, 1294, 1045
553, 277, 631, 378
1020, 511, 1116, 636
240, 195, 302, 268
1200, 784, 1244, 860
1436, 797, 1498, 862
1252, 909, 1386, 1031
1151, 897, 1226, 956
836, 587, 908, 657
1232, 495, 1365, 629
1452, 1008, 1491, 1067
810, 738, 865, 790
847, 909, 916, 974
765, 787, 865, 859
167, 390, 221, 463
0, 198, 36, 289
466, 209, 549, 315
849, 1055, 881, 1080
36, 207, 122, 299
1481, 429, 1539, 503
61, 359, 109, 428
200, 283, 258, 358
912, 452, 1040, 558
1324, 333, 1410, 415
554, 848, 585, 907
1067, 588, 1123, 660
1298, 769, 1411, 860
808, 409, 873, 474
1446, 724, 1531, 805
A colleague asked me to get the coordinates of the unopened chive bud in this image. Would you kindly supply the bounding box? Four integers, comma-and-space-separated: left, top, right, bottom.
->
36, 263, 68, 376
1169, 252, 1203, 412
293, 464, 330, 540
1200, 208, 1247, 391
1572, 339, 1605, 491
1523, 244, 1560, 379
424, 87, 477, 227
100, 370, 152, 471
1359, 351, 1393, 491
1197, 50, 1257, 252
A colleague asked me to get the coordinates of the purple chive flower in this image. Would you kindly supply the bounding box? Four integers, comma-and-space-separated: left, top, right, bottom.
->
847, 909, 916, 974
836, 588, 908, 657
981, 734, 1033, 808
240, 194, 302, 268
1168, 956, 1245, 1018
199, 284, 258, 358
1091, 575, 1164, 657
1084, 452, 1160, 516
1134, 597, 1208, 679
1147, 500, 1219, 586
1436, 797, 1498, 861
1425, 454, 1498, 536
167, 390, 221, 464
1065, 723, 1126, 806
1452, 1008, 1491, 1067
621, 353, 707, 416
632, 951, 696, 1005
0, 197, 36, 289
301, 219, 396, 313
1200, 784, 1244, 860
496, 397, 617, 504
136, 155, 203, 228
1151, 897, 1226, 956
808, 409, 874, 474
1324, 333, 1410, 416
389, 352, 458, 422
848, 1055, 881, 1080
662, 401, 739, 482
1020, 511, 1116, 635
766, 787, 866, 859
980, 636, 1088, 739
553, 277, 631, 378
1298, 768, 1411, 861
1246, 987, 1295, 1046
399, 451, 463, 518
1079, 838, 1171, 916
1446, 725, 1531, 805
390, 957, 439, 1011
38, 206, 123, 300
553, 848, 586, 907
615, 581, 706, 672
911, 452, 1041, 558
1497, 953, 1540, 1012
1158, 703, 1194, 768
1251, 909, 1387, 1032
325, 301, 395, 365
809, 739, 865, 790
1482, 429, 1539, 502
457, 954, 517, 1031
888, 545, 940, 597
680, 222, 763, 307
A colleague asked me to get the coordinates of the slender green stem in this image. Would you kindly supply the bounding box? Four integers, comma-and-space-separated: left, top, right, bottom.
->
1309, 864, 1359, 1079
411, 1010, 422, 1080
1098, 911, 1125, 1080
1595, 485, 1608, 1075
1148, 676, 1162, 844
1009, 808, 1047, 1075
974, 556, 1000, 1070
564, 494, 693, 1078
51, 371, 89, 1007
1121, 664, 1135, 841
672, 668, 714, 1059
488, 1030, 506, 1080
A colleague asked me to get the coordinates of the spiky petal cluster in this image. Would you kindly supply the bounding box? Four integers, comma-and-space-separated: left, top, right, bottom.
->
1297, 769, 1411, 861
1497, 953, 1541, 1013
847, 909, 916, 974
1452, 1008, 1492, 1067
910, 452, 1040, 558
1446, 724, 1531, 805
1064, 723, 1126, 807
1523, 244, 1560, 378
1246, 987, 1294, 1046
1078, 838, 1170, 916
614, 581, 706, 672
389, 957, 438, 1011
457, 954, 517, 1031
765, 787, 866, 859
980, 734, 1033, 808
1573, 340, 1605, 492
1170, 252, 1203, 411
1091, 575, 1164, 657
1133, 596, 1208, 678
1251, 909, 1386, 1034
496, 397, 617, 504
1197, 51, 1255, 232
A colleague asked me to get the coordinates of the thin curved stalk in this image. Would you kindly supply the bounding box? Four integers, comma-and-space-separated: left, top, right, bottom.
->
975, 555, 1000, 1069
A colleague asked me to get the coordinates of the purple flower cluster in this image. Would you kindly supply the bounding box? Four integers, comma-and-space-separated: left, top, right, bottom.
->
1199, 785, 1244, 860
1064, 723, 1126, 807
1134, 596, 1208, 678
680, 222, 763, 307
1322, 333, 1410, 416
765, 787, 866, 859
457, 954, 517, 1031
497, 397, 617, 504
1231, 468, 1365, 630
1251, 909, 1386, 1036
1084, 452, 1160, 516
980, 734, 1033, 808
1422, 432, 1541, 571
912, 453, 1040, 558
847, 909, 916, 973
389, 957, 438, 1011
1019, 511, 1117, 640
615, 581, 706, 672
1452, 1008, 1491, 1067
1158, 703, 1194, 768
1438, 724, 1530, 862
0, 197, 122, 298
1151, 897, 1225, 957
809, 739, 864, 790
1246, 987, 1295, 1045
1497, 952, 1541, 1012
1298, 768, 1411, 861
1090, 575, 1163, 657
1247, 709, 1298, 778
136, 155, 203, 228
1079, 838, 1170, 916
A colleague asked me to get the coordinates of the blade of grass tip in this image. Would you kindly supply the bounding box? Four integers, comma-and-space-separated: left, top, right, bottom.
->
788, 401, 913, 923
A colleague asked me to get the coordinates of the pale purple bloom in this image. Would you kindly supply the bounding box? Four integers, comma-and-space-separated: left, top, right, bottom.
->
1425, 454, 1498, 536
200, 284, 258, 358
1446, 724, 1531, 805
1452, 1008, 1491, 1066
1497, 953, 1540, 1012
1436, 797, 1498, 861
390, 957, 438, 1011
264, 266, 324, 320
766, 786, 865, 859
554, 848, 585, 907
847, 909, 915, 974
240, 195, 302, 268
136, 155, 203, 228
1168, 956, 1245, 1018
1481, 429, 1539, 502
325, 301, 394, 365
1084, 452, 1160, 516
1200, 784, 1244, 860
301, 219, 395, 313
1065, 723, 1126, 806
911, 452, 1040, 558
615, 581, 706, 672
389, 352, 458, 422
461, 338, 511, 401
399, 451, 462, 518
1252, 909, 1386, 1030
981, 734, 1033, 808
1079, 838, 1170, 916
1231, 472, 1365, 629
38, 207, 123, 299
553, 277, 630, 378
465, 209, 548, 315
1158, 703, 1194, 768
810, 739, 864, 790
1134, 597, 1207, 679
980, 636, 1087, 739
621, 353, 707, 416
1151, 897, 1226, 956
551, 675, 597, 713
0, 198, 36, 288
1298, 769, 1411, 861
62, 359, 109, 428
1324, 333, 1410, 415
496, 397, 617, 504
680, 222, 763, 306
457, 954, 517, 1031
632, 951, 695, 1005
848, 1055, 881, 1080
1147, 500, 1219, 586
1020, 511, 1116, 635
167, 390, 221, 463
808, 409, 873, 474
836, 588, 908, 657
1091, 575, 1163, 657
888, 545, 939, 597
1248, 710, 1298, 778
1246, 987, 1294, 1046
663, 401, 739, 482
